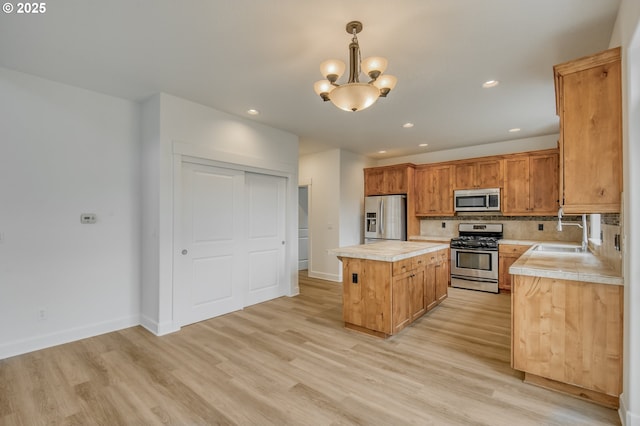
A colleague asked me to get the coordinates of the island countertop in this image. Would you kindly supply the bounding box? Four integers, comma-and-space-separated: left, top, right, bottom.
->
329, 241, 449, 262
509, 243, 622, 286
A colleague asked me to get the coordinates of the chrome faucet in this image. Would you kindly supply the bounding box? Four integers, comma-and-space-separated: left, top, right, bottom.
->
556, 207, 588, 251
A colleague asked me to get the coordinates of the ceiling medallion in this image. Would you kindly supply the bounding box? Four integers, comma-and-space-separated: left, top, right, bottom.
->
314, 21, 397, 112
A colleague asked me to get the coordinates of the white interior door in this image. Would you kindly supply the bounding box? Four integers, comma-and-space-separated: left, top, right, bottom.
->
178, 162, 245, 326
245, 173, 287, 306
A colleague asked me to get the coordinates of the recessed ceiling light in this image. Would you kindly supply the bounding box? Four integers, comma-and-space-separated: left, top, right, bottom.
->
482, 80, 499, 88
247, 109, 259, 115
378, 150, 387, 154
419, 143, 428, 147
402, 122, 414, 128
509, 128, 521, 133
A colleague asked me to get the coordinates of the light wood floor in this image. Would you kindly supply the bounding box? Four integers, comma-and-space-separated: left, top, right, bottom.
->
0, 272, 620, 425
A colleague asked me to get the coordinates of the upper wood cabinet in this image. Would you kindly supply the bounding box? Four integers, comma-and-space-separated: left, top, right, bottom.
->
503, 150, 559, 216
554, 47, 622, 213
414, 164, 454, 216
364, 164, 414, 196
453, 159, 503, 190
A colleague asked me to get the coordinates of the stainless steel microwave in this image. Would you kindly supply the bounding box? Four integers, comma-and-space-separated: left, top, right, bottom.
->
454, 188, 501, 212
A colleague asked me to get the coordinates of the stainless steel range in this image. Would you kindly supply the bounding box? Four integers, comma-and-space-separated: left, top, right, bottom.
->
450, 223, 503, 293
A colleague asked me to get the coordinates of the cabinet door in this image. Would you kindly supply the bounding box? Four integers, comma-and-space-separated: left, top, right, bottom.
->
498, 245, 531, 292
425, 263, 437, 311
560, 56, 621, 213
503, 156, 531, 214
364, 168, 385, 196
529, 153, 559, 214
476, 159, 503, 188
414, 166, 432, 215
415, 165, 453, 216
435, 261, 448, 303
409, 269, 426, 321
385, 167, 408, 194
454, 163, 475, 189
392, 273, 411, 333
498, 254, 518, 293
433, 166, 454, 214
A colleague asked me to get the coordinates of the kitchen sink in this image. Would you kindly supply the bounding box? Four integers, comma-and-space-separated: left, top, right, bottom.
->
533, 244, 586, 253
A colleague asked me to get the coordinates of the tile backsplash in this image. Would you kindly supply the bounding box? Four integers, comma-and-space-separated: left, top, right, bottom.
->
419, 216, 583, 242
590, 223, 622, 274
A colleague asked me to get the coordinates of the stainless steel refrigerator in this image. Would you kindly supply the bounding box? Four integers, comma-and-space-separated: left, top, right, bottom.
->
364, 195, 407, 243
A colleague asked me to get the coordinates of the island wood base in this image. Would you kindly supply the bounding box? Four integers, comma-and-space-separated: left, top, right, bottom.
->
344, 322, 390, 339
340, 248, 449, 338
524, 373, 619, 409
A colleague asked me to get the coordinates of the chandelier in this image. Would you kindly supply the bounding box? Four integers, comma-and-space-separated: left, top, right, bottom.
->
314, 21, 397, 112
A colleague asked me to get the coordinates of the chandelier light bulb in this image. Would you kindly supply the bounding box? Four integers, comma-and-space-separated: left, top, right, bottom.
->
314, 80, 335, 101
373, 74, 397, 97
320, 59, 346, 83
361, 56, 388, 80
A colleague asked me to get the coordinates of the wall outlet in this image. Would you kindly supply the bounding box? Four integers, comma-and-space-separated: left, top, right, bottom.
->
38, 309, 47, 321
538, 224, 544, 231
441, 222, 446, 229
352, 273, 358, 284
80, 213, 97, 224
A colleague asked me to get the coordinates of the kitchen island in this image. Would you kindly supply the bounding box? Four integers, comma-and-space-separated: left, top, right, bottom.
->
329, 241, 450, 338
509, 244, 623, 408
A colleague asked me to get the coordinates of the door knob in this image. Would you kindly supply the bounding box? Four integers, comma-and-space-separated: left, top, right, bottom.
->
181, 249, 188, 255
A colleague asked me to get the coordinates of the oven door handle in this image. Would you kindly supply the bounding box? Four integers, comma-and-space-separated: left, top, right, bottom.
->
450, 275, 498, 284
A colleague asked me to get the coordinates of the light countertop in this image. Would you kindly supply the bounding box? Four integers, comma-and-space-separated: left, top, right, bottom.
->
509, 243, 622, 286
329, 241, 449, 262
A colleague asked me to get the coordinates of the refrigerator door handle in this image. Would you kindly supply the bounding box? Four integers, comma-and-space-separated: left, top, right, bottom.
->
379, 199, 384, 234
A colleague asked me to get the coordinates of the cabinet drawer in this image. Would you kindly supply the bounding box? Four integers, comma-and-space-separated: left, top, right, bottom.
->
499, 244, 531, 256
393, 258, 414, 276
412, 255, 428, 270
437, 249, 449, 261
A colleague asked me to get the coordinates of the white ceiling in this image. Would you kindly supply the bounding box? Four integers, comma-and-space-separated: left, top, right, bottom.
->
0, 0, 621, 159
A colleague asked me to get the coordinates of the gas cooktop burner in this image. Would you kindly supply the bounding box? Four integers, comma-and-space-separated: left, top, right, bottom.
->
450, 223, 503, 251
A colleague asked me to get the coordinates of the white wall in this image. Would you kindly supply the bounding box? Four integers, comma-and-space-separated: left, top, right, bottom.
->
298, 149, 372, 282
375, 134, 558, 166
0, 67, 141, 359
339, 150, 368, 248
140, 93, 299, 335
299, 149, 341, 281
610, 1, 640, 423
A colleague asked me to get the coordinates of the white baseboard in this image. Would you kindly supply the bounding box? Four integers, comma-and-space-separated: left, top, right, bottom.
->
139, 314, 180, 336
308, 270, 341, 282
620, 393, 640, 426
0, 315, 140, 360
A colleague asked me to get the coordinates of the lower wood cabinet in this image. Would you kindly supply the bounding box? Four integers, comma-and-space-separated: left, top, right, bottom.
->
511, 274, 623, 408
426, 249, 449, 309
341, 249, 449, 337
498, 244, 531, 293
